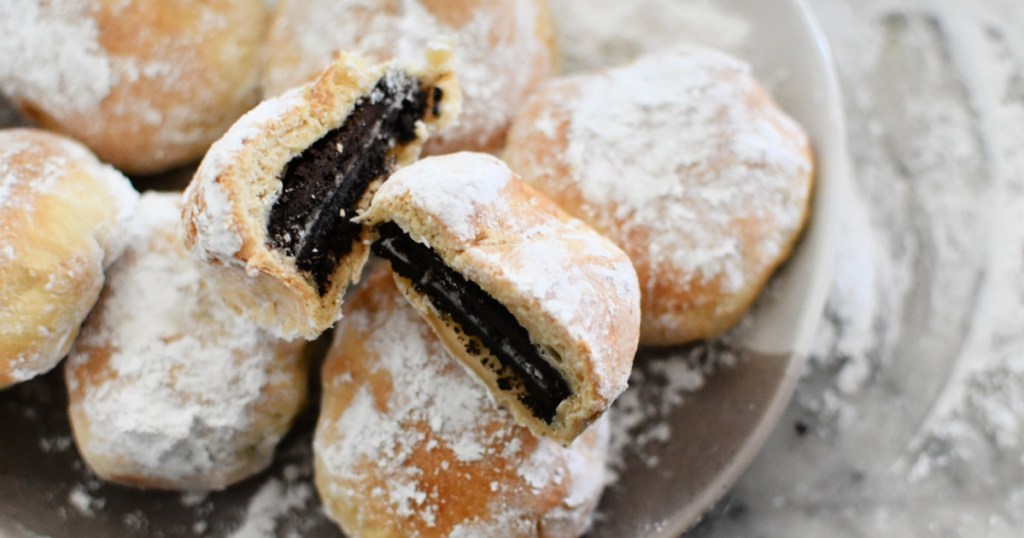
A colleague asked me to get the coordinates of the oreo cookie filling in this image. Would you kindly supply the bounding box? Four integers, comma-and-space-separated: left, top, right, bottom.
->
267, 71, 436, 295
373, 222, 572, 423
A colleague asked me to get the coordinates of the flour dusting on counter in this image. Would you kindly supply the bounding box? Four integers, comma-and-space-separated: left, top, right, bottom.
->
688, 1, 1024, 537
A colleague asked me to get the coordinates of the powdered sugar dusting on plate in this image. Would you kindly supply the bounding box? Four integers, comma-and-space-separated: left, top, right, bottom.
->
227, 475, 313, 538
67, 484, 104, 517
606, 338, 741, 482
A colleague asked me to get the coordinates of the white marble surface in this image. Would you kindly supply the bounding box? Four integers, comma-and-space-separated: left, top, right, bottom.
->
691, 0, 1024, 536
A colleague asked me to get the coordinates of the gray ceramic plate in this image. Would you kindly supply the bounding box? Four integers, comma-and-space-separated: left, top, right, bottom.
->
0, 0, 846, 536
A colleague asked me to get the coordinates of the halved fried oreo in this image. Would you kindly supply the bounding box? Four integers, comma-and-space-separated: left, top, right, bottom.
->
182, 46, 461, 340
361, 152, 640, 444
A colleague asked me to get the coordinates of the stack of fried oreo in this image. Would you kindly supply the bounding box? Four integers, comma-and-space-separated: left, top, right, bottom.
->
0, 1, 813, 536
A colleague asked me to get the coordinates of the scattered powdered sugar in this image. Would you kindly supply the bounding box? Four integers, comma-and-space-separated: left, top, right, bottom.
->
67, 484, 104, 517
65, 192, 295, 489
227, 475, 313, 538
39, 433, 73, 454
0, 0, 113, 118
781, 0, 1024, 481
606, 342, 737, 480
180, 450, 322, 538
179, 491, 209, 508
447, 513, 534, 538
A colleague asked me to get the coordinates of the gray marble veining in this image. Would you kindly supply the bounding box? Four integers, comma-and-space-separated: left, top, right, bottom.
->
691, 0, 1024, 536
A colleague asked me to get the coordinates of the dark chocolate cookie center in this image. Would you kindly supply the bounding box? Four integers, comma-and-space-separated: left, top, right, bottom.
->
267, 71, 433, 295
373, 222, 572, 423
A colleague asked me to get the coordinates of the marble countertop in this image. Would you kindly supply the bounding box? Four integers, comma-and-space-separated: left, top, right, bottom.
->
691, 0, 1024, 536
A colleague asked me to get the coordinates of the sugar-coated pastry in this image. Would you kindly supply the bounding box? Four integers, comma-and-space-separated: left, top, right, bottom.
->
0, 128, 138, 390
182, 48, 460, 340
361, 152, 639, 444
315, 270, 609, 538
0, 0, 267, 174
65, 192, 308, 491
505, 46, 815, 346
263, 0, 555, 154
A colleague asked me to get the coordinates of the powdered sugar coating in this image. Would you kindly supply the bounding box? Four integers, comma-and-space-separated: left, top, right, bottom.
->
0, 132, 138, 304
65, 193, 306, 491
505, 45, 813, 344
568, 47, 808, 290
0, 0, 112, 119
0, 129, 138, 388
184, 87, 306, 262
0, 0, 267, 174
463, 227, 639, 399
369, 151, 510, 241
182, 48, 459, 341
264, 0, 553, 151
0, 133, 137, 228
367, 153, 640, 404
315, 274, 608, 537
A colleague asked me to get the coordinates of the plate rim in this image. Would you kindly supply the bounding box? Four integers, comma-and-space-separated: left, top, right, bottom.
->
650, 0, 850, 534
